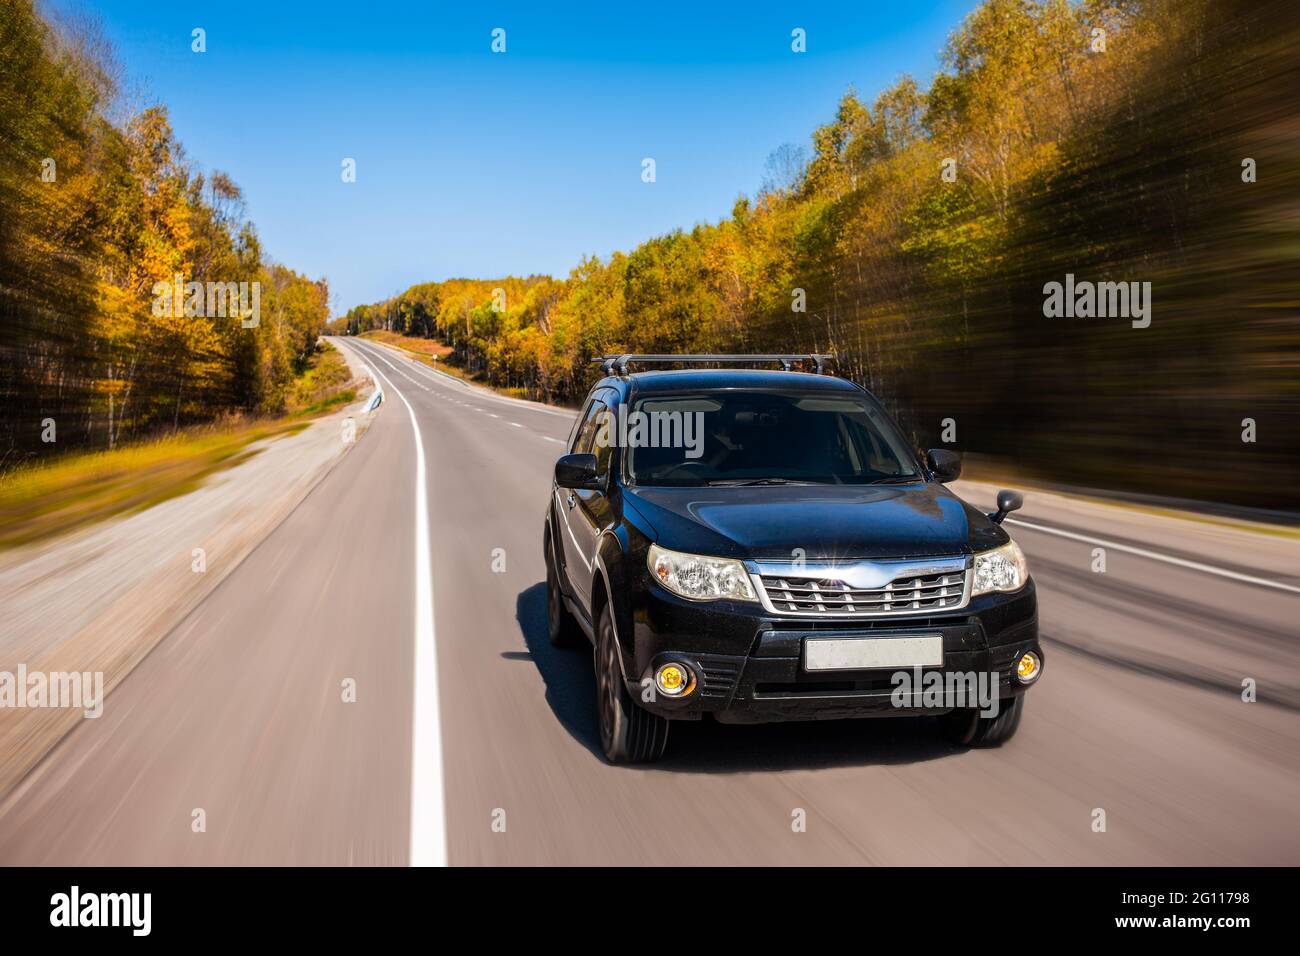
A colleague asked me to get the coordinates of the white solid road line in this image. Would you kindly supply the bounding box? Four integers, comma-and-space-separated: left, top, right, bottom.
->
1006, 516, 1300, 595
352, 340, 574, 446
358, 341, 430, 392
354, 345, 571, 460
360, 337, 575, 418
337, 340, 447, 867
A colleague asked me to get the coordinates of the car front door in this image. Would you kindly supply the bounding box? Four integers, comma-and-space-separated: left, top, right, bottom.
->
570, 395, 618, 610
558, 394, 609, 610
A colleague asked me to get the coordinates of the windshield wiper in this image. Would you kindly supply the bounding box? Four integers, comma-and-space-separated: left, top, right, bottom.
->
707, 477, 805, 486
706, 476, 914, 486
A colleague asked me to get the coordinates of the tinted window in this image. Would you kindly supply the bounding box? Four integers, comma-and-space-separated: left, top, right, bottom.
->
591, 403, 615, 477
624, 391, 920, 487
565, 398, 591, 451
572, 399, 607, 455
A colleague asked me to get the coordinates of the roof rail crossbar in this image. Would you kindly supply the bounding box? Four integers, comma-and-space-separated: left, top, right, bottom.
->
592, 353, 837, 376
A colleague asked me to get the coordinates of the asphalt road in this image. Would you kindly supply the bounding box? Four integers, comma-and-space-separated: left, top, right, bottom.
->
2, 336, 1297, 865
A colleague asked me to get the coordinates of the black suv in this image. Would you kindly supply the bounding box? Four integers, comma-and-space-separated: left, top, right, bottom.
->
543, 355, 1041, 763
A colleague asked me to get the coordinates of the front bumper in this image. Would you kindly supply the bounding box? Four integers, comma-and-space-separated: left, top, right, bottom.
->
628, 576, 1040, 724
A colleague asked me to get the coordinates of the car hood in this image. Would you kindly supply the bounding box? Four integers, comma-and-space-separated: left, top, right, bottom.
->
625, 482, 1006, 560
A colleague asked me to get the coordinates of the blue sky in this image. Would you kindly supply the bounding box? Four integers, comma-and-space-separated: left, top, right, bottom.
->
54, 1, 977, 314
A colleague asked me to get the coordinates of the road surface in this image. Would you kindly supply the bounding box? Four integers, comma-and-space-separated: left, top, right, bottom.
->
2, 336, 1297, 865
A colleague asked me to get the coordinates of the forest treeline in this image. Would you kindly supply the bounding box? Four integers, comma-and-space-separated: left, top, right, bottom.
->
339, 0, 1299, 509
1, 0, 329, 465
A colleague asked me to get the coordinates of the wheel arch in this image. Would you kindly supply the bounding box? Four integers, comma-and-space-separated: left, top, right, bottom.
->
594, 529, 636, 682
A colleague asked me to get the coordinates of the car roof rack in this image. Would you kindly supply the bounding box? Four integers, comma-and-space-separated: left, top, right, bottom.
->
592, 353, 838, 376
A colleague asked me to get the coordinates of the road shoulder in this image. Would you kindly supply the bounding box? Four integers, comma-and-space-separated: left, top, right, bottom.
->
0, 349, 381, 800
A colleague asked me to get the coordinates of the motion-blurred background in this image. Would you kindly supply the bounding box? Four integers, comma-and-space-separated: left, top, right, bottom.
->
336, 0, 1299, 511
3, 0, 1298, 510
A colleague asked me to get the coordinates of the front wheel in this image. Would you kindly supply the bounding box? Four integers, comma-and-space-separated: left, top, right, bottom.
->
594, 605, 668, 763
939, 694, 1025, 747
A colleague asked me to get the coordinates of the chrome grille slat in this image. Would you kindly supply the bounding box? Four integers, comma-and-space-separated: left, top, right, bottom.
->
759, 570, 968, 616
770, 582, 962, 597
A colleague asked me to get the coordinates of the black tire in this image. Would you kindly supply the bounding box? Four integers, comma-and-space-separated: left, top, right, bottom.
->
546, 550, 583, 649
594, 604, 669, 763
939, 694, 1025, 747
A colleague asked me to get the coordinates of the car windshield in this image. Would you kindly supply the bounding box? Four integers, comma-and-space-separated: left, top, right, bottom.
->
623, 390, 921, 487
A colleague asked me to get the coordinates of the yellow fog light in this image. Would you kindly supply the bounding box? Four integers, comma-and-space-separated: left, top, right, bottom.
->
1016, 651, 1042, 684
655, 663, 695, 698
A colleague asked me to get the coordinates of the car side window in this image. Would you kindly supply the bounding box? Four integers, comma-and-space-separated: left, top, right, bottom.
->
590, 400, 616, 478
566, 396, 594, 452
572, 398, 608, 455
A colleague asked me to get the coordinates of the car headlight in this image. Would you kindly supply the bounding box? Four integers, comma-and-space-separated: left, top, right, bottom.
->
972, 540, 1028, 595
647, 544, 756, 602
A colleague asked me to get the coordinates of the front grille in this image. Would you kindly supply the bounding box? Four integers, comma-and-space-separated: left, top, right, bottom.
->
759, 570, 967, 616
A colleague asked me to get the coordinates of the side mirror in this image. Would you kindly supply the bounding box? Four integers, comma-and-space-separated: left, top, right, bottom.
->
989, 489, 1024, 524
555, 453, 600, 489
926, 448, 962, 483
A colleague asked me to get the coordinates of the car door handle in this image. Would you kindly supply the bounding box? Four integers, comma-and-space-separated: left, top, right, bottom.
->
567, 493, 576, 510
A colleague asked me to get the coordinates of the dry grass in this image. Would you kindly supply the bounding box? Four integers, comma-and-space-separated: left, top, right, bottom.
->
356, 330, 477, 382
0, 342, 360, 550
360, 329, 453, 360
288, 340, 355, 413
0, 421, 307, 549
355, 331, 570, 403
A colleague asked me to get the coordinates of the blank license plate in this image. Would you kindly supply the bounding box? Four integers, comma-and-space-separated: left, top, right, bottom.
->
804, 635, 944, 671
